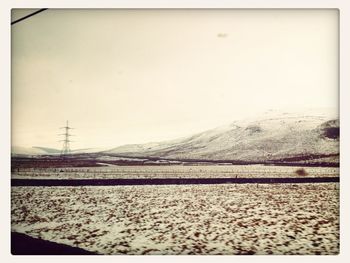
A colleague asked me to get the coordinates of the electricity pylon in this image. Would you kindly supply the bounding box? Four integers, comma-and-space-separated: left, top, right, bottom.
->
59, 120, 73, 156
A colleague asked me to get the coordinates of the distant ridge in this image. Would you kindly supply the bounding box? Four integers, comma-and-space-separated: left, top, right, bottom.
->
12, 109, 339, 164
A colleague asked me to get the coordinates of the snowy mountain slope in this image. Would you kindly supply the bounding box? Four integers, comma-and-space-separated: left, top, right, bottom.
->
106, 110, 339, 162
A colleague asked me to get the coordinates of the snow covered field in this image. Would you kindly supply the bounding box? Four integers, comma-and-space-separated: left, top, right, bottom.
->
11, 165, 339, 180
11, 183, 339, 255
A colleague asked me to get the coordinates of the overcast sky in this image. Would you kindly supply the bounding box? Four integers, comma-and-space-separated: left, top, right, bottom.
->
11, 9, 338, 149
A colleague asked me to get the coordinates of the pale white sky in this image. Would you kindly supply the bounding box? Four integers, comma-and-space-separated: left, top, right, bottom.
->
11, 9, 338, 149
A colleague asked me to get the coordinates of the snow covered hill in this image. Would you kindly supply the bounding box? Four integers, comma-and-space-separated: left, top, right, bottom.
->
11, 146, 55, 156
11, 146, 108, 156
106, 110, 339, 162
12, 109, 339, 163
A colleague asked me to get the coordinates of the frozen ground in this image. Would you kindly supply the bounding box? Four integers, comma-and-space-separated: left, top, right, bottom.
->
11, 183, 339, 255
11, 165, 339, 180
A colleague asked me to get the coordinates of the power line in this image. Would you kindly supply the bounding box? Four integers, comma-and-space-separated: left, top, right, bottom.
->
11, 8, 48, 25
59, 120, 74, 156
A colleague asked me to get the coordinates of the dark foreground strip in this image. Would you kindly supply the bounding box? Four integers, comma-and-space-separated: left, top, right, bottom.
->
11, 177, 339, 187
11, 232, 97, 255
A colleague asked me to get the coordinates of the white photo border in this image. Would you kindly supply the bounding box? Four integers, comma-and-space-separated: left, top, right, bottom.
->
1, 1, 349, 263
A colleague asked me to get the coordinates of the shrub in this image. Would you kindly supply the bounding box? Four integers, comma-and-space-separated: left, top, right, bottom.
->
295, 168, 308, 176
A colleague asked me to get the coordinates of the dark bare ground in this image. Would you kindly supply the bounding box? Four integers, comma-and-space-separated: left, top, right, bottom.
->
11, 177, 339, 187
11, 232, 97, 255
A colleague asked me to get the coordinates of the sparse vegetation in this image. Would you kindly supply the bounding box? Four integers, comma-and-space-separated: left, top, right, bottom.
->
295, 168, 308, 176
11, 165, 339, 255
12, 182, 339, 255
11, 165, 338, 180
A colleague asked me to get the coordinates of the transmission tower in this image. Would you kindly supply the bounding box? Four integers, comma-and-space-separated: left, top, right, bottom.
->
59, 120, 73, 156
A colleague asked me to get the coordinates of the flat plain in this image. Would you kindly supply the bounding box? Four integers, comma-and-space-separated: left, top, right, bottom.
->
11, 165, 339, 179
11, 165, 339, 255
